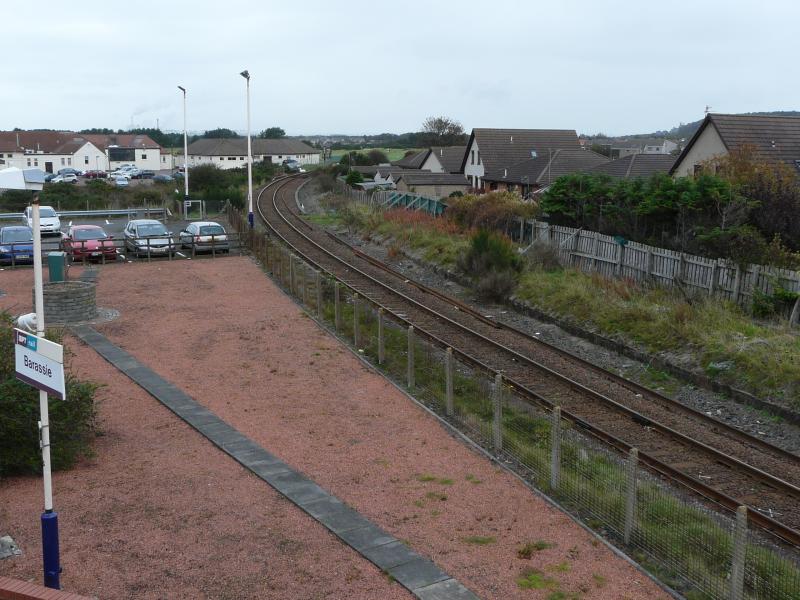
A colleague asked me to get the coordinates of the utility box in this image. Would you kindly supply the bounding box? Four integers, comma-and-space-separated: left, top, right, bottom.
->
47, 252, 67, 283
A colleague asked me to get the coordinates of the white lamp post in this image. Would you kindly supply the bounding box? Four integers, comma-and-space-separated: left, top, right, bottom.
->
178, 85, 189, 218
240, 70, 254, 228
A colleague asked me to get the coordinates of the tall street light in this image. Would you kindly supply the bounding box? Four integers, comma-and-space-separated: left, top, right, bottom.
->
178, 85, 189, 218
240, 70, 254, 228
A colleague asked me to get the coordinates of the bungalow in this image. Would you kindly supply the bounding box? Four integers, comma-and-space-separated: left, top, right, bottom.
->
460, 128, 583, 190
482, 149, 609, 195
0, 131, 106, 174
590, 153, 675, 179
391, 149, 429, 169
82, 133, 162, 171
670, 113, 800, 177
187, 138, 320, 170
394, 172, 469, 199
419, 146, 467, 173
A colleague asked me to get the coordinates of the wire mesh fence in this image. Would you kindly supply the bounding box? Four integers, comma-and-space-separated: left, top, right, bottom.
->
240, 230, 800, 600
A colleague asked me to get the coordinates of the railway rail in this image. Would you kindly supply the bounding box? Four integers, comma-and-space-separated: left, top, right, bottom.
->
255, 175, 800, 546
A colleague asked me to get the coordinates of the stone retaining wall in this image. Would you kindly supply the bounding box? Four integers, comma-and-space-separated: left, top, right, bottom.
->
33, 281, 97, 324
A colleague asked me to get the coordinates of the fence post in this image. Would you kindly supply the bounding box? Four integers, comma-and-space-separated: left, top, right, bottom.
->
646, 248, 655, 281
616, 243, 625, 276
315, 271, 322, 319
750, 265, 761, 300
624, 448, 639, 545
678, 252, 687, 283
492, 373, 503, 454
550, 406, 562, 490
334, 282, 341, 331
445, 347, 454, 417
301, 263, 308, 306
790, 296, 800, 328
591, 231, 600, 272
730, 505, 748, 600
353, 293, 360, 347
519, 218, 524, 243
407, 325, 415, 389
709, 260, 720, 295
378, 308, 385, 364
289, 255, 295, 295
732, 265, 743, 304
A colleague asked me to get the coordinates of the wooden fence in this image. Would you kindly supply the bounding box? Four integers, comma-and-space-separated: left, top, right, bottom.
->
513, 218, 800, 320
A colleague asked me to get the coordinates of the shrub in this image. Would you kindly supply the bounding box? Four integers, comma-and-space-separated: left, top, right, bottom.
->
447, 191, 536, 232
458, 230, 522, 301
345, 170, 364, 187
0, 312, 98, 475
525, 242, 562, 272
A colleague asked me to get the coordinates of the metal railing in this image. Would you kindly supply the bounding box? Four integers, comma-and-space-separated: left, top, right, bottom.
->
0, 207, 168, 220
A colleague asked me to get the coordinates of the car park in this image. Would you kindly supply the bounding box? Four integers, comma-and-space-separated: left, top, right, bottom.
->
23, 205, 61, 236
123, 219, 174, 256
84, 170, 107, 179
110, 175, 129, 187
51, 173, 78, 184
178, 221, 229, 253
61, 224, 117, 262
0, 226, 34, 265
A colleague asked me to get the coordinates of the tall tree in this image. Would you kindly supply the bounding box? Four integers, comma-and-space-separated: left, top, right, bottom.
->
203, 128, 239, 139
258, 127, 286, 139
421, 116, 466, 146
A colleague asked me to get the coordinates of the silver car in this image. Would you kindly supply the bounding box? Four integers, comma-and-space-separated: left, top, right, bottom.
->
123, 219, 174, 257
178, 221, 229, 253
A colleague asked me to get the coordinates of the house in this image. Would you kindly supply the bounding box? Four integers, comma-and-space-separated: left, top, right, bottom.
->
642, 139, 678, 154
81, 133, 162, 171
374, 166, 426, 185
394, 172, 469, 199
590, 153, 676, 179
187, 138, 320, 170
419, 146, 467, 173
391, 150, 429, 169
670, 113, 800, 177
481, 149, 609, 195
461, 128, 582, 190
351, 165, 390, 179
0, 131, 106, 174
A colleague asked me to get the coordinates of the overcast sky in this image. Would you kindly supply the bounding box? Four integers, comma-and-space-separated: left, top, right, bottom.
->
4, 1, 798, 137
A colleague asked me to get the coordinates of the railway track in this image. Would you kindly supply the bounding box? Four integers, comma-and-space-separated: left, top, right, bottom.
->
256, 175, 800, 546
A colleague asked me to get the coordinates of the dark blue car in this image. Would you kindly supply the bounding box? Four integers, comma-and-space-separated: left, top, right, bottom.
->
0, 226, 34, 265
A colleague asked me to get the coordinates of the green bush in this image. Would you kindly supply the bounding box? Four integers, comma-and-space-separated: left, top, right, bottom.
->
0, 312, 98, 476
345, 170, 364, 187
458, 230, 522, 300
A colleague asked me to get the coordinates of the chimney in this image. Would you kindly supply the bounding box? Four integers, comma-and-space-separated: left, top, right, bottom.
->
15, 132, 20, 147
510, 135, 514, 143
503, 168, 507, 178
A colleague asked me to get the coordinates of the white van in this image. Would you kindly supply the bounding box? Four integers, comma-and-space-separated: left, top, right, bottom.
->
24, 205, 61, 236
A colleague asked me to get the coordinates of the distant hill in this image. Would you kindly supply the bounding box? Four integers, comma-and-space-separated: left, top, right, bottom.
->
584, 111, 800, 145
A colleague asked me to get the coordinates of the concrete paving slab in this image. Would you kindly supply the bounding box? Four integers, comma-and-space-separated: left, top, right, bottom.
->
362, 540, 419, 570
389, 557, 450, 591
336, 525, 397, 553
414, 579, 481, 600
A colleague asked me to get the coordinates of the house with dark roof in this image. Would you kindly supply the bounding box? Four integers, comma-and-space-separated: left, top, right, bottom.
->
394, 172, 469, 199
374, 166, 427, 185
419, 146, 467, 173
0, 131, 107, 174
670, 113, 800, 177
590, 153, 675, 180
481, 149, 609, 195
391, 149, 429, 169
187, 138, 319, 170
461, 128, 583, 190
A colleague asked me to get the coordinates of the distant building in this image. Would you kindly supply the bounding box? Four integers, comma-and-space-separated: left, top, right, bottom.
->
590, 153, 676, 179
391, 149, 429, 169
0, 131, 106, 174
461, 128, 583, 190
642, 139, 678, 154
81, 133, 162, 171
670, 113, 800, 177
419, 146, 467, 173
186, 138, 320, 170
394, 172, 469, 199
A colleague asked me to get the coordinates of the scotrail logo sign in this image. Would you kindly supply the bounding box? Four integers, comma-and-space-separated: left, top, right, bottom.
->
16, 330, 38, 351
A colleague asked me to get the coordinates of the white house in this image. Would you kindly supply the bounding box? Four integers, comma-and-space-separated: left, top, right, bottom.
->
461, 128, 581, 190
419, 146, 467, 173
0, 131, 106, 173
187, 138, 320, 170
82, 133, 163, 171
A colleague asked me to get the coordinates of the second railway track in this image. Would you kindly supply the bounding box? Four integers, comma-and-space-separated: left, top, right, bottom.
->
256, 175, 800, 545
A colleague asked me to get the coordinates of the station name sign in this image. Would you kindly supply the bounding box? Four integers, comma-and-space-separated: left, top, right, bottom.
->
14, 329, 66, 400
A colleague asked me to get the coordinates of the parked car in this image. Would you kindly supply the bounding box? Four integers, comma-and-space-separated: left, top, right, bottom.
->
44, 173, 59, 182
23, 205, 61, 236
123, 167, 141, 178
178, 221, 229, 253
51, 173, 78, 184
173, 170, 184, 179
283, 159, 301, 173
57, 168, 82, 176
152, 174, 173, 183
0, 226, 34, 265
137, 170, 155, 179
123, 219, 174, 257
84, 170, 107, 179
110, 175, 129, 187
61, 225, 117, 262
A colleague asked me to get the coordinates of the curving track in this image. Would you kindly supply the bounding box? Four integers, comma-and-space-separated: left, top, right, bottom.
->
255, 175, 800, 546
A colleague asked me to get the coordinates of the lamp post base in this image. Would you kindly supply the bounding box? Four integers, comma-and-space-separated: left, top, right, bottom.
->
248, 212, 254, 228
41, 511, 61, 589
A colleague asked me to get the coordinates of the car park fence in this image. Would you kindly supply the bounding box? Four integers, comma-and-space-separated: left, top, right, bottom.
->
229, 208, 800, 600
0, 207, 168, 221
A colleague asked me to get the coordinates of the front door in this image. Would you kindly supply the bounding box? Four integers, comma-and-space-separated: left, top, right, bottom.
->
45, 162, 53, 173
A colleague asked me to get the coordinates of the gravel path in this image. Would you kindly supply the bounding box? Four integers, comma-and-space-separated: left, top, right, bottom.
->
0, 260, 670, 599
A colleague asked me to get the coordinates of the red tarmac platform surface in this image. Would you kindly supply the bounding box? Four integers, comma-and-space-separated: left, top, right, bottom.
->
0, 259, 669, 599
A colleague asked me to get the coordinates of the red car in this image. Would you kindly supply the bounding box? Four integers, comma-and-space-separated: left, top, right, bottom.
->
83, 170, 107, 179
61, 225, 117, 262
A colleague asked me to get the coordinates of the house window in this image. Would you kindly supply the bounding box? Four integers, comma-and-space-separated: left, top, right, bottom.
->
227, 157, 236, 160
84, 155, 89, 165
6, 154, 11, 158
239, 157, 244, 160
278, 155, 283, 159
471, 150, 475, 165
141, 153, 147, 160
693, 164, 702, 176
27, 159, 31, 167
34, 159, 39, 166
61, 158, 65, 165
67, 158, 71, 165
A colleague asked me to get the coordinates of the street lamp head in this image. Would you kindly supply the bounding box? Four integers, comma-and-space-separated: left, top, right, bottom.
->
177, 85, 186, 93
240, 70, 250, 80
